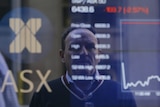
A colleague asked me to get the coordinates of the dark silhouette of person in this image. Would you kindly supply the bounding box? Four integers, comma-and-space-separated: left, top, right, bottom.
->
30, 28, 136, 107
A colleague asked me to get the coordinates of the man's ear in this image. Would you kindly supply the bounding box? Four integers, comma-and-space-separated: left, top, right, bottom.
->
97, 49, 102, 63
59, 49, 65, 63
98, 49, 102, 54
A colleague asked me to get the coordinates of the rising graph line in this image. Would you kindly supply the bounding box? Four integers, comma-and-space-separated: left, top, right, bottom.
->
121, 62, 160, 90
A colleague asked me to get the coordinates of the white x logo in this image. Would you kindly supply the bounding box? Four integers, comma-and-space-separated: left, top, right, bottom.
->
9, 18, 42, 53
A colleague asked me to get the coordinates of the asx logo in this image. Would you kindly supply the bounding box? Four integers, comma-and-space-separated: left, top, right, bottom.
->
9, 18, 42, 53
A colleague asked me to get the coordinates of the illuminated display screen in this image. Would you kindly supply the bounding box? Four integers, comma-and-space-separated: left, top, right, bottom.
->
0, 0, 159, 107
70, 0, 160, 107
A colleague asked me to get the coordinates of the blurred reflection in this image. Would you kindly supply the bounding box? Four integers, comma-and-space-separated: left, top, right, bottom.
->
0, 52, 19, 107
30, 28, 136, 107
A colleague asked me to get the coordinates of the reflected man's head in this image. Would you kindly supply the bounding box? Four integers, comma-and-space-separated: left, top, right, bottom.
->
60, 28, 100, 78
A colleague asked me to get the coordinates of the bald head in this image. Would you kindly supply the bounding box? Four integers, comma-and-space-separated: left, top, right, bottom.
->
61, 27, 98, 51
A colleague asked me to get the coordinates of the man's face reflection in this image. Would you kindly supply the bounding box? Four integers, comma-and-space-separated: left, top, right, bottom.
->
64, 29, 99, 78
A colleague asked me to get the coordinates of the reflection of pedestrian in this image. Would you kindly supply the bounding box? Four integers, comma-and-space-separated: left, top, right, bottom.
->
30, 28, 136, 107
0, 52, 19, 107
